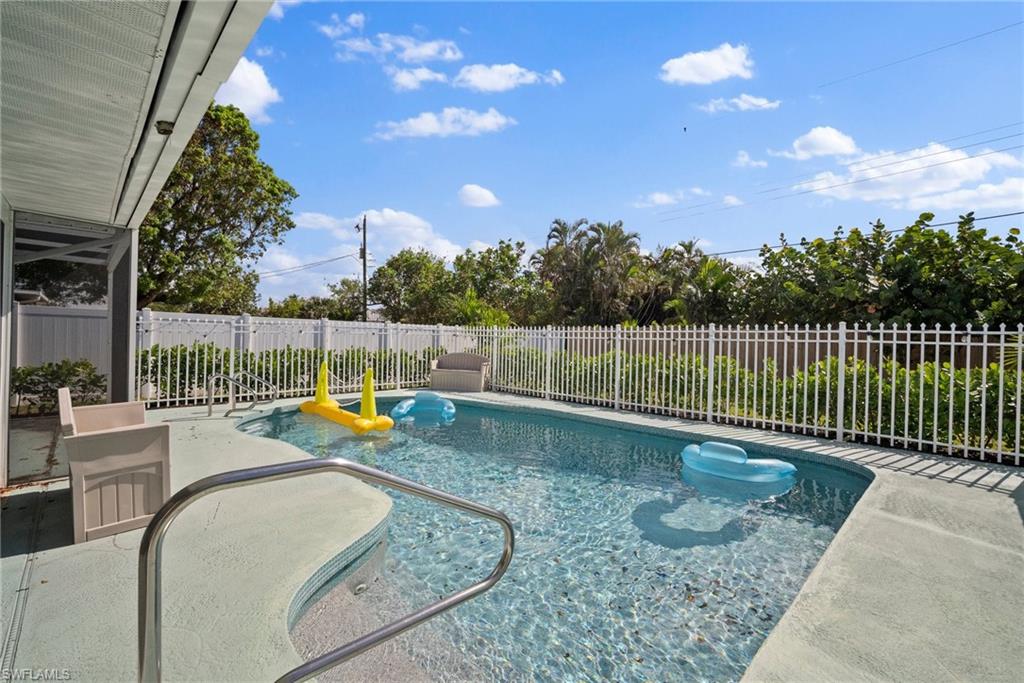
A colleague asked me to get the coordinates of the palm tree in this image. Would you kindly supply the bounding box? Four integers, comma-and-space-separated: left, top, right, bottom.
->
530, 218, 590, 322
582, 221, 642, 324
664, 256, 738, 325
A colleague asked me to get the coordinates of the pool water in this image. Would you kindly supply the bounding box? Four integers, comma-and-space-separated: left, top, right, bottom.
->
243, 403, 868, 681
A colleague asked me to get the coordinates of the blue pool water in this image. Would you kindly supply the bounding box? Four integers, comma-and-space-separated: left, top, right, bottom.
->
242, 403, 869, 681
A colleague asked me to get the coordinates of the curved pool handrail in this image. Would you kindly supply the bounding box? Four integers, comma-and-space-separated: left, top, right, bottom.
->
137, 457, 515, 683
206, 372, 279, 417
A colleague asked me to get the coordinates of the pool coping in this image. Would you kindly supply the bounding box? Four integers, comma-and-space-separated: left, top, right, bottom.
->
244, 390, 1023, 681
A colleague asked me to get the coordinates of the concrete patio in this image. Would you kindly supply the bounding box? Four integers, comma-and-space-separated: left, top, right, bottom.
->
1, 392, 1021, 681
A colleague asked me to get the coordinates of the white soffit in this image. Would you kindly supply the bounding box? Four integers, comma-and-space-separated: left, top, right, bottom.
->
0, 1, 272, 229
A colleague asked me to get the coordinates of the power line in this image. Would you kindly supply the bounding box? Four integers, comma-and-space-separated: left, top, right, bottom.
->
701, 211, 1024, 258
659, 144, 1024, 223
817, 20, 1024, 88
257, 251, 360, 278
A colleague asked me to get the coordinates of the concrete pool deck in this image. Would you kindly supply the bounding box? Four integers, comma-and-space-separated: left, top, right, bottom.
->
1, 391, 1022, 681
1, 398, 394, 681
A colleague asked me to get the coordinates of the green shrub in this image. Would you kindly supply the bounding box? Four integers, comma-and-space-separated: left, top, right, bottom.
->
493, 348, 1020, 454
10, 359, 107, 416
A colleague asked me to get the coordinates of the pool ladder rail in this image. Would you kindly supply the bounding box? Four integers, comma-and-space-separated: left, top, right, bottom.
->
206, 372, 280, 417
137, 457, 515, 683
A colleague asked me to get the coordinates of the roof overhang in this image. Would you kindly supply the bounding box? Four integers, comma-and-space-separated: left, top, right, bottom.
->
1, 0, 272, 231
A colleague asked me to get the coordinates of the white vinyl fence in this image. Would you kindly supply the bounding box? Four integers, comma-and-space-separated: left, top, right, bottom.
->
12, 303, 110, 375
135, 311, 1022, 465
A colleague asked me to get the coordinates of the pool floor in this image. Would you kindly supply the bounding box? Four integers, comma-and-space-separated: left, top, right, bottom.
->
245, 404, 868, 681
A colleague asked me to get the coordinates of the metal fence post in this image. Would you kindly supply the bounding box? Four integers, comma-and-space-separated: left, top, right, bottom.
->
544, 326, 553, 400
613, 324, 622, 410
706, 323, 716, 423
835, 321, 847, 442
395, 323, 404, 389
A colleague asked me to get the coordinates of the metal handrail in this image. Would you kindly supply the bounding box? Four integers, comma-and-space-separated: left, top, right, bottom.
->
205, 372, 279, 417
137, 457, 515, 683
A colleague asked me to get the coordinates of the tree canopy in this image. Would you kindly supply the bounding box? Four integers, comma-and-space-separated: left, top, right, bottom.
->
137, 104, 297, 314
354, 212, 1022, 328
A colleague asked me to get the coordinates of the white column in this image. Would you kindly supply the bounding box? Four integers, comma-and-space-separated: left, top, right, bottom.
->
108, 229, 138, 402
1, 199, 14, 488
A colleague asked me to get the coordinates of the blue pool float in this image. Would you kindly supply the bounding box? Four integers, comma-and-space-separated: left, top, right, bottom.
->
682, 442, 796, 483
390, 391, 456, 424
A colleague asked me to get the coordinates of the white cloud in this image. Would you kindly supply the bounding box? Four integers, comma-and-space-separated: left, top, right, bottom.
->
268, 0, 303, 20
458, 184, 501, 207
467, 239, 492, 251
386, 66, 447, 91
357, 208, 462, 259
905, 177, 1024, 211
260, 245, 303, 272
726, 254, 763, 270
660, 43, 753, 86
256, 244, 360, 299
698, 93, 780, 113
794, 143, 1021, 208
346, 12, 366, 31
336, 33, 462, 63
632, 188, 714, 208
632, 191, 685, 208
254, 46, 276, 58
453, 63, 564, 92
258, 207, 476, 299
316, 12, 366, 39
373, 107, 516, 141
733, 150, 768, 168
214, 57, 282, 124
295, 212, 347, 231
904, 177, 1024, 211
722, 194, 744, 207
770, 126, 858, 160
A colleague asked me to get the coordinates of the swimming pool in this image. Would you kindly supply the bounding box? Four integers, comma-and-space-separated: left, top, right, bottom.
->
242, 402, 869, 681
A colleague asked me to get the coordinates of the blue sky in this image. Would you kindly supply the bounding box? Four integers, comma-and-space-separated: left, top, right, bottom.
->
213, 1, 1024, 301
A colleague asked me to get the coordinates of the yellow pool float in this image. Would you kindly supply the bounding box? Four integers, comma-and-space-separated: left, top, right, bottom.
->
300, 362, 394, 435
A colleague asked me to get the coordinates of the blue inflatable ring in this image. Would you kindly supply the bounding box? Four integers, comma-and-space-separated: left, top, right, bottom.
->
682, 441, 795, 483
390, 391, 456, 424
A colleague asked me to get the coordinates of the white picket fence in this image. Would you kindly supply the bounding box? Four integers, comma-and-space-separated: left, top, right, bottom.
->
135, 310, 1023, 464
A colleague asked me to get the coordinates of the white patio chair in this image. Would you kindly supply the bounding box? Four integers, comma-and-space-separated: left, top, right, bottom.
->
58, 387, 171, 543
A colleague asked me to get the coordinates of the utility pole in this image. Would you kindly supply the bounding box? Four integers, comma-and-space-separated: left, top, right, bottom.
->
356, 214, 368, 321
